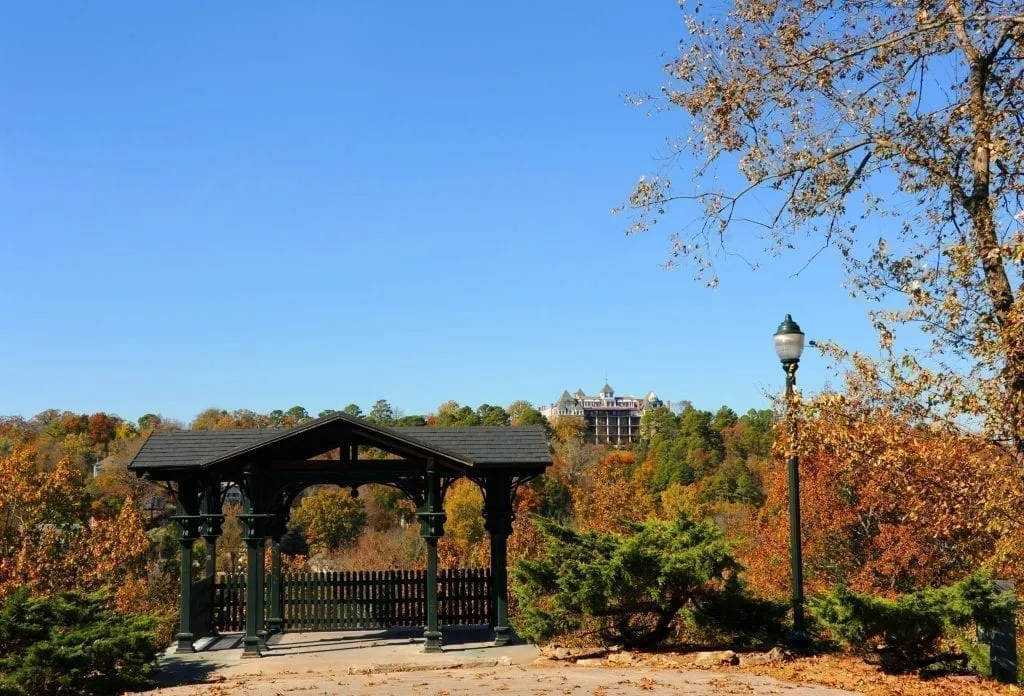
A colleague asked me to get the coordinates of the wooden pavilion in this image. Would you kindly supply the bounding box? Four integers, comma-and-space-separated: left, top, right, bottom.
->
127, 413, 551, 657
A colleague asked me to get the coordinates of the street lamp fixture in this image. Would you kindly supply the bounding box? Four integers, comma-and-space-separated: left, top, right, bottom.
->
774, 314, 805, 365
774, 314, 810, 650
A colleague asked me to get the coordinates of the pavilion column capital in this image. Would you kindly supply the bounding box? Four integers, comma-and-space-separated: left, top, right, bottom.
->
203, 514, 225, 538
417, 509, 447, 539
483, 509, 514, 537
173, 478, 203, 540
482, 474, 515, 537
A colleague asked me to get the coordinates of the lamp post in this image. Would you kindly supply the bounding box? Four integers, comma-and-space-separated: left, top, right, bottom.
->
774, 314, 809, 650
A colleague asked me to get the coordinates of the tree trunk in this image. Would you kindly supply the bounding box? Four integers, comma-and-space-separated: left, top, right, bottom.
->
964, 53, 1024, 457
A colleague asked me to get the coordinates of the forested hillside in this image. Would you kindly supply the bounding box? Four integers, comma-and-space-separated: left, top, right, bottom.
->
4, 390, 1022, 676
0, 399, 769, 618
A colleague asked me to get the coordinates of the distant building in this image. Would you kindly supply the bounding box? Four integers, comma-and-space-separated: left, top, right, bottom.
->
92, 455, 117, 478
539, 384, 667, 445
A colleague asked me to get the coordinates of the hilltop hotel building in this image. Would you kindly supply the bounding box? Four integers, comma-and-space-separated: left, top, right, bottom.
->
539, 384, 666, 445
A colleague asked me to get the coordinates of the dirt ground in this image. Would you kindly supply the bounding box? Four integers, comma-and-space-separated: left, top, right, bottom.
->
136, 631, 1016, 696
143, 663, 861, 695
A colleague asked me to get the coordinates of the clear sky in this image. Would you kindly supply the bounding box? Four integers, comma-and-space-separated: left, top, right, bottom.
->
0, 1, 876, 424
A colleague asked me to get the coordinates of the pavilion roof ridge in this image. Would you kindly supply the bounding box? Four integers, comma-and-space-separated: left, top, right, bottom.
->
128, 414, 552, 473
196, 412, 477, 468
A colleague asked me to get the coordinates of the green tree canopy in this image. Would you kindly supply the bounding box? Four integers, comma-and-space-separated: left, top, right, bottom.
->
395, 414, 427, 427
476, 404, 511, 427
366, 400, 395, 426
290, 487, 367, 555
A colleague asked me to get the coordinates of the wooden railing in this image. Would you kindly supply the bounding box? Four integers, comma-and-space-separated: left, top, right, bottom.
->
212, 568, 492, 632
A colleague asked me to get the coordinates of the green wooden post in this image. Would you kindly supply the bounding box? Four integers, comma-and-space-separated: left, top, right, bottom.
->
240, 482, 266, 659
205, 540, 216, 579
267, 513, 284, 635
484, 474, 514, 647
175, 479, 201, 653
242, 535, 262, 658
418, 466, 445, 653
201, 478, 223, 637
201, 531, 217, 637
256, 539, 268, 651
176, 537, 196, 652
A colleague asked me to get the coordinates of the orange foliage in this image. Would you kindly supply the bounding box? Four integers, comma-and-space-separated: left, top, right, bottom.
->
83, 496, 151, 588
572, 451, 655, 534
0, 442, 162, 611
326, 525, 424, 571
743, 391, 1022, 597
507, 484, 545, 567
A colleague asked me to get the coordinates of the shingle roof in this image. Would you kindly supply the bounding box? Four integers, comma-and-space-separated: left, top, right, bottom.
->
393, 426, 551, 465
129, 429, 284, 469
128, 415, 551, 473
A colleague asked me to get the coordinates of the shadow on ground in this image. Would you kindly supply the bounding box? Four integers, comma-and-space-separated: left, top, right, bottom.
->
147, 625, 528, 688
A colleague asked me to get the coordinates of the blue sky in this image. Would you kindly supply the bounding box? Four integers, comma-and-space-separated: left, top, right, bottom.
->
0, 1, 875, 423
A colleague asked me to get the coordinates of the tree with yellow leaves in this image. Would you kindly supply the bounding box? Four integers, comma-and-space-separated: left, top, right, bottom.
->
743, 370, 1023, 599
290, 487, 367, 556
438, 479, 487, 568
0, 441, 160, 615
573, 452, 656, 535
626, 1, 1024, 468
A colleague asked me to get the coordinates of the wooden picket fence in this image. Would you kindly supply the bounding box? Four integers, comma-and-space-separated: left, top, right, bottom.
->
213, 568, 492, 632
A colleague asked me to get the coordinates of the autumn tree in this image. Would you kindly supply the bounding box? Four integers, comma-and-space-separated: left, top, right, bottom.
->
507, 400, 549, 428
218, 503, 245, 573
435, 401, 481, 427
86, 446, 158, 518
290, 487, 367, 555
549, 416, 592, 482
137, 413, 162, 431
438, 479, 487, 568
190, 408, 234, 431
86, 413, 119, 450
626, 1, 1024, 455
364, 485, 416, 531
283, 406, 311, 426
0, 443, 87, 594
573, 452, 656, 535
231, 409, 271, 429
743, 373, 1023, 598
0, 441, 154, 612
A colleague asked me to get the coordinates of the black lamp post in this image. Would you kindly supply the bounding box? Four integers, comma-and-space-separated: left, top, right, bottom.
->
774, 314, 809, 650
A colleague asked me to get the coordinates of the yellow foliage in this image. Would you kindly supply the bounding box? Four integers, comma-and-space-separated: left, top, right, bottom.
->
573, 451, 655, 535
0, 441, 165, 620
659, 482, 698, 519
290, 487, 366, 555
438, 479, 487, 568
743, 383, 1024, 598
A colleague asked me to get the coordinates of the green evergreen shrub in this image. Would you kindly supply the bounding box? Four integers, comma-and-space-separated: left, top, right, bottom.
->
810, 572, 1016, 671
688, 575, 788, 647
0, 588, 159, 696
511, 513, 784, 647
